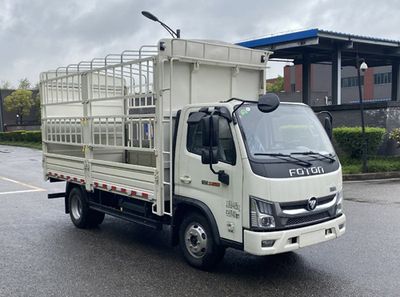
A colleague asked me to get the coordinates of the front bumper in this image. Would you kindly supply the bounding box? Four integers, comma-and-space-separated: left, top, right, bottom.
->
244, 214, 346, 256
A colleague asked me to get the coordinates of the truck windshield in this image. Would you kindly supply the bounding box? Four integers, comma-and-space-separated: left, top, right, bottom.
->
236, 103, 335, 159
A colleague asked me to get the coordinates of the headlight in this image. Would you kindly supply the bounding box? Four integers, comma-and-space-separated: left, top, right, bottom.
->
336, 189, 344, 215
250, 197, 275, 229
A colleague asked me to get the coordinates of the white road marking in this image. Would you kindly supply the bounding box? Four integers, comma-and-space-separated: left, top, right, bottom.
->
0, 189, 45, 196
0, 176, 46, 195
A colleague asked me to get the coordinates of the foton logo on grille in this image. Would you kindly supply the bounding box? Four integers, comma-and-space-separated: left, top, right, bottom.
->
289, 166, 324, 177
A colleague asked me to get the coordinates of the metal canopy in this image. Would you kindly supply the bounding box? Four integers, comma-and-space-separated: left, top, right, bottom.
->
238, 29, 400, 104
238, 29, 400, 67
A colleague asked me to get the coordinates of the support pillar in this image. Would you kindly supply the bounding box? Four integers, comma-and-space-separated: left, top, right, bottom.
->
391, 61, 400, 101
283, 66, 291, 92
332, 49, 342, 105
302, 53, 311, 105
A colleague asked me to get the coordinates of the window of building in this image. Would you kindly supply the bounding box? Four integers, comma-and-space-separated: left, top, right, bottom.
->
187, 116, 236, 165
374, 72, 392, 85
341, 76, 364, 88
290, 83, 296, 92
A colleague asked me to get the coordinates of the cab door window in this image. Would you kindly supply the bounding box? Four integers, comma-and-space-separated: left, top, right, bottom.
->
187, 117, 236, 165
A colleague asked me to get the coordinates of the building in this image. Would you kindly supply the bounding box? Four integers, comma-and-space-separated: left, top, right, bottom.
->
283, 64, 393, 105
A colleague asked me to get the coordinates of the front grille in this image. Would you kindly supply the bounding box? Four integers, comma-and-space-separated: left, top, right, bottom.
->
286, 211, 330, 226
280, 194, 336, 211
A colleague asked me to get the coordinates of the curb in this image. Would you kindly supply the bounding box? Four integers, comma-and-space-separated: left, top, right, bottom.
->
343, 171, 400, 181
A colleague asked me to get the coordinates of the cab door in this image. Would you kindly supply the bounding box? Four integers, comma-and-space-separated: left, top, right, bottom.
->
175, 107, 243, 243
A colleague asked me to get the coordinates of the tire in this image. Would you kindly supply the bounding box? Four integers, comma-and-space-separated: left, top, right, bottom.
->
179, 212, 225, 270
69, 187, 105, 228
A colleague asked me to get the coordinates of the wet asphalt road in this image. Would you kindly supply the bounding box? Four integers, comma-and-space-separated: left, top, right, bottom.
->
0, 145, 399, 297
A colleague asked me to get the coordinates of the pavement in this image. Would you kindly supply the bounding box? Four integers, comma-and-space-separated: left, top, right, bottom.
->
0, 145, 399, 297
343, 171, 400, 181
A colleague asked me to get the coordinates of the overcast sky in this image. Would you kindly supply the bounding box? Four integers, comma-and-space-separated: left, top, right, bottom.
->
1, 0, 400, 88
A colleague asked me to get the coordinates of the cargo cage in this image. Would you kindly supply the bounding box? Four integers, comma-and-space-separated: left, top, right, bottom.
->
40, 39, 269, 217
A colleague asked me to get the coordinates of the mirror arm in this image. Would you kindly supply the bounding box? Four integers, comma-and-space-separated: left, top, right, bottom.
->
232, 101, 245, 124
209, 163, 217, 174
208, 163, 229, 185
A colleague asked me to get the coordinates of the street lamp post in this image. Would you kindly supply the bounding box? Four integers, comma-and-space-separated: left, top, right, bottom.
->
356, 55, 368, 172
141, 11, 181, 39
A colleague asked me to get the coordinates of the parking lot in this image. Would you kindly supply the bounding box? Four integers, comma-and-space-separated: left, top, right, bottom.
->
0, 145, 399, 297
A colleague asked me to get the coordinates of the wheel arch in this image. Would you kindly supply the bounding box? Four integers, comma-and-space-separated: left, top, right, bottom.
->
171, 196, 221, 247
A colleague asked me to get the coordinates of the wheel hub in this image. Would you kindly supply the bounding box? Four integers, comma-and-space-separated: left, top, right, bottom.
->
70, 194, 82, 220
185, 223, 208, 259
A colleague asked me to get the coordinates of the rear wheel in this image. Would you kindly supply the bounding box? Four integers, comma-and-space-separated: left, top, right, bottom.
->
69, 187, 105, 228
179, 213, 225, 270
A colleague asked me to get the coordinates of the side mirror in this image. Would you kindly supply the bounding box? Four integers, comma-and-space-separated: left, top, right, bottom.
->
201, 148, 218, 164
316, 111, 333, 140
258, 93, 280, 113
201, 115, 219, 147
324, 116, 333, 139
200, 115, 220, 165
198, 112, 230, 185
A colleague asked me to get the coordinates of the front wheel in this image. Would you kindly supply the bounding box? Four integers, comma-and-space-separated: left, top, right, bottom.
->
179, 213, 225, 270
69, 187, 105, 228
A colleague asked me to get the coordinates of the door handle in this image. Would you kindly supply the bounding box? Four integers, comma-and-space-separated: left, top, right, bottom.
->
180, 175, 192, 184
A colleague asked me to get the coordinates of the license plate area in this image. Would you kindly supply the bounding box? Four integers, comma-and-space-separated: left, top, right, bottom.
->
299, 229, 325, 248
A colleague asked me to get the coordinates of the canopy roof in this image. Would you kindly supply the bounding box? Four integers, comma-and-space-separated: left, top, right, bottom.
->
238, 29, 400, 67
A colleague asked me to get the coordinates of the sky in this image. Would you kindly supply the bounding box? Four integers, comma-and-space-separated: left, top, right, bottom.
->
1, 0, 400, 88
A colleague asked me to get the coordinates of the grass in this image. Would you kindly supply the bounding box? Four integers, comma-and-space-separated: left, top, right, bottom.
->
340, 156, 400, 174
0, 141, 42, 150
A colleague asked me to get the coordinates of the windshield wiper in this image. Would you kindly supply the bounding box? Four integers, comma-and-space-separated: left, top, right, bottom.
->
254, 153, 312, 167
291, 151, 336, 163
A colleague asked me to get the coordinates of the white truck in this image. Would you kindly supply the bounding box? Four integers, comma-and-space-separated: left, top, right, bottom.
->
40, 39, 346, 269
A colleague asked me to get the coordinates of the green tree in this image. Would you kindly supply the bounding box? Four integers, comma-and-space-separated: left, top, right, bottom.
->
4, 89, 33, 124
18, 78, 31, 90
266, 76, 284, 93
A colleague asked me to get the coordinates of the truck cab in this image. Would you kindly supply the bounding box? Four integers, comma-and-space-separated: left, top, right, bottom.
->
173, 97, 345, 264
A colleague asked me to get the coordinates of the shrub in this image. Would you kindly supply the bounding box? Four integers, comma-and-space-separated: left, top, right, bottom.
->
0, 130, 41, 143
341, 156, 400, 174
333, 127, 386, 158
389, 128, 400, 148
